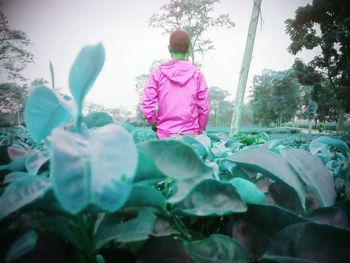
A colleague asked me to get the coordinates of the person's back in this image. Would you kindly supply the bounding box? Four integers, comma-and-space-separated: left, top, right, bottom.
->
140, 30, 210, 139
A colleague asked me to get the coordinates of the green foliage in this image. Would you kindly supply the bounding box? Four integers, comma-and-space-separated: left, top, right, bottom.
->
1, 43, 350, 263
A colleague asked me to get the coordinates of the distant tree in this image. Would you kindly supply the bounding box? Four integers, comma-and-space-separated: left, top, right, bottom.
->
0, 6, 34, 81
149, 0, 235, 64
286, 0, 350, 130
0, 82, 28, 126
209, 86, 233, 126
292, 59, 337, 123
250, 69, 299, 126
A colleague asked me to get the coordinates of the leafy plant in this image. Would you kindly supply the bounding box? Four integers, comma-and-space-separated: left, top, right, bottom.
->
0, 43, 349, 263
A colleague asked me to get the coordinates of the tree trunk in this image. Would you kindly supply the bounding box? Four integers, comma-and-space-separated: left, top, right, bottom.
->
336, 107, 345, 131
308, 118, 312, 134
230, 0, 262, 136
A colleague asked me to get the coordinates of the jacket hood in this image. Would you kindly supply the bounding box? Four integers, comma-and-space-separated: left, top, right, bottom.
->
159, 60, 196, 86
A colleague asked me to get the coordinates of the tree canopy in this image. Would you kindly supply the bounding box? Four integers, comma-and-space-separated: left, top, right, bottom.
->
285, 0, 350, 129
0, 6, 34, 81
149, 0, 235, 64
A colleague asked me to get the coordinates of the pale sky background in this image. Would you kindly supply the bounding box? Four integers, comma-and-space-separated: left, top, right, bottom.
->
2, 0, 318, 116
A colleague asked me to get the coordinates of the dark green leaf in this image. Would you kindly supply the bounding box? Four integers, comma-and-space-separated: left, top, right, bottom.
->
281, 149, 336, 207
310, 136, 349, 153
226, 148, 306, 209
263, 222, 350, 263
123, 185, 167, 213
83, 111, 113, 129
307, 206, 349, 229
5, 230, 38, 263
183, 234, 249, 263
174, 179, 247, 216
94, 209, 156, 250
139, 140, 213, 179
25, 150, 50, 175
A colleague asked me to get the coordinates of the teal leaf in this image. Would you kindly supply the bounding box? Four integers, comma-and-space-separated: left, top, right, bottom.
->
151, 216, 179, 237
180, 135, 208, 159
123, 185, 167, 214
174, 179, 247, 216
83, 111, 113, 129
94, 209, 156, 250
281, 149, 336, 207
307, 206, 349, 229
139, 140, 213, 179
6, 230, 38, 263
50, 124, 137, 214
25, 150, 50, 175
4, 172, 27, 183
0, 175, 51, 220
183, 234, 249, 263
24, 86, 73, 143
229, 177, 266, 205
69, 43, 105, 114
226, 148, 306, 209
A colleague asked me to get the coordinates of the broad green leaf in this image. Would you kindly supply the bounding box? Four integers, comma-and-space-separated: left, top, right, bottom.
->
41, 216, 87, 251
94, 209, 156, 250
183, 234, 249, 263
226, 148, 306, 209
0, 155, 27, 172
25, 150, 50, 175
50, 124, 137, 214
151, 216, 179, 237
133, 147, 165, 184
123, 185, 167, 213
241, 204, 307, 229
6, 230, 38, 263
174, 179, 247, 216
307, 206, 349, 229
96, 255, 105, 263
0, 175, 51, 220
263, 222, 350, 263
310, 136, 349, 153
180, 135, 208, 159
281, 149, 336, 207
268, 181, 303, 213
69, 43, 105, 114
229, 178, 266, 205
24, 86, 73, 143
167, 172, 212, 203
139, 140, 213, 179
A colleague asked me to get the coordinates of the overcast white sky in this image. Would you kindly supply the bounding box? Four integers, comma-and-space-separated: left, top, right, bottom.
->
2, 0, 318, 115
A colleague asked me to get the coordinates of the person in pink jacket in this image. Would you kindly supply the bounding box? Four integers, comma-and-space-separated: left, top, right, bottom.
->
140, 30, 210, 139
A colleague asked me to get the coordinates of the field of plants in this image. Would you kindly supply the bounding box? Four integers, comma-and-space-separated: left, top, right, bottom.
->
0, 44, 349, 263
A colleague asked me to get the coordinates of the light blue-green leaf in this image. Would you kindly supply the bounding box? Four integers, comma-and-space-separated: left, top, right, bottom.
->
94, 209, 156, 250
6, 230, 38, 263
229, 177, 266, 205
174, 179, 247, 216
50, 124, 137, 214
183, 234, 249, 263
226, 148, 306, 209
0, 175, 51, 220
69, 43, 105, 114
25, 150, 50, 175
4, 172, 27, 183
24, 86, 73, 143
139, 140, 213, 179
281, 149, 336, 207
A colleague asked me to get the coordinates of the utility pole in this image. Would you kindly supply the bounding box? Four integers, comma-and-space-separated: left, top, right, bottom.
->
230, 0, 262, 136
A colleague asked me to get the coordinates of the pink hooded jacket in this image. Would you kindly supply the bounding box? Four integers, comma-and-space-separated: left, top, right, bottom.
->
140, 60, 210, 139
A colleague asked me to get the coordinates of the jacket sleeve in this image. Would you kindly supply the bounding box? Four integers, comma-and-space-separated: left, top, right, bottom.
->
196, 72, 210, 132
140, 70, 158, 125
